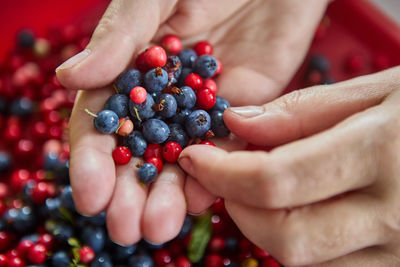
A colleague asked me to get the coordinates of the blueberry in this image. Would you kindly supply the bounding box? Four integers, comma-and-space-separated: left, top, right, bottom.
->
150, 92, 161, 100
42, 197, 62, 219
17, 29, 35, 49
116, 69, 143, 95
9, 97, 33, 117
60, 185, 76, 212
44, 152, 60, 171
166, 123, 189, 148
210, 96, 230, 112
123, 131, 147, 156
137, 163, 158, 183
104, 94, 129, 118
54, 160, 69, 185
141, 239, 165, 250
177, 67, 193, 87
178, 48, 197, 68
210, 110, 230, 137
22, 181, 35, 204
94, 110, 119, 134
0, 151, 12, 172
171, 109, 191, 125
83, 211, 106, 226
52, 251, 70, 267
163, 55, 182, 84
128, 254, 154, 267
81, 226, 106, 253
142, 119, 170, 144
309, 55, 330, 73
185, 110, 211, 138
177, 215, 193, 238
194, 55, 218, 78
129, 94, 155, 121
13, 206, 37, 234
154, 94, 177, 118
0, 97, 7, 114
173, 86, 196, 109
143, 67, 168, 93
52, 223, 74, 243
21, 233, 39, 243
225, 237, 239, 252
91, 252, 113, 267
112, 243, 137, 263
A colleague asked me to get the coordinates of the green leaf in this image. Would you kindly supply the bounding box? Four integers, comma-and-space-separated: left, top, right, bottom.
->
187, 213, 212, 263
72, 247, 80, 264
59, 206, 74, 224
68, 237, 81, 248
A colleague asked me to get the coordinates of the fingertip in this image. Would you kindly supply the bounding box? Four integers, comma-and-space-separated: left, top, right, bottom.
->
185, 176, 216, 214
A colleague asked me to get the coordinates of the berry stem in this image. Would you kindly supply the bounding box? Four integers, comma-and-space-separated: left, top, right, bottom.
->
115, 118, 127, 133
113, 83, 119, 94
84, 109, 98, 118
133, 107, 142, 122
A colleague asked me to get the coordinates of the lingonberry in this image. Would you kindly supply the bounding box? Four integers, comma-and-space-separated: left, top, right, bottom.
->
175, 255, 192, 267
14, 139, 35, 159
143, 46, 167, 70
194, 41, 213, 56
5, 249, 19, 259
146, 157, 163, 173
37, 233, 54, 250
32, 121, 48, 140
261, 258, 281, 267
212, 59, 223, 78
205, 254, 223, 267
200, 140, 216, 146
203, 78, 217, 94
47, 125, 63, 139
6, 257, 25, 267
162, 142, 182, 163
208, 236, 225, 253
153, 249, 172, 266
144, 144, 162, 160
184, 73, 203, 91
79, 246, 95, 264
0, 254, 7, 267
16, 240, 34, 258
135, 51, 148, 72
11, 169, 30, 192
112, 146, 132, 165
345, 53, 363, 73
31, 182, 53, 204
161, 35, 182, 54
3, 124, 21, 143
196, 88, 216, 110
28, 244, 47, 264
130, 86, 147, 104
252, 245, 270, 259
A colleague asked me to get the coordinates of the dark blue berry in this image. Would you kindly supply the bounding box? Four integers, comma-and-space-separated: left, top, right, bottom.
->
17, 29, 35, 49
163, 55, 182, 84
129, 94, 155, 121
60, 185, 76, 212
210, 96, 230, 112
83, 211, 106, 226
90, 252, 113, 267
116, 69, 143, 95
166, 124, 189, 148
112, 243, 137, 263
194, 55, 218, 78
171, 109, 191, 125
142, 119, 170, 144
225, 237, 239, 252
0, 97, 7, 114
178, 48, 197, 68
0, 151, 12, 172
94, 110, 119, 134
177, 215, 193, 238
51, 251, 70, 267
173, 86, 196, 109
42, 197, 62, 219
123, 131, 147, 156
154, 94, 177, 118
52, 223, 74, 243
81, 226, 106, 253
185, 110, 211, 138
309, 55, 330, 73
177, 67, 193, 87
144, 67, 168, 93
210, 110, 230, 137
13, 206, 37, 234
104, 94, 129, 118
137, 163, 158, 183
43, 153, 60, 171
128, 254, 154, 267
9, 97, 33, 117
54, 160, 69, 185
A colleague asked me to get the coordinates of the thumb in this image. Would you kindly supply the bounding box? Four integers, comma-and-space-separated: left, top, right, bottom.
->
56, 0, 176, 90
223, 69, 397, 146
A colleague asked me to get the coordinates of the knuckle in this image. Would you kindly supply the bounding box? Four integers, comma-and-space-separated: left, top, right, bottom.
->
275, 89, 304, 114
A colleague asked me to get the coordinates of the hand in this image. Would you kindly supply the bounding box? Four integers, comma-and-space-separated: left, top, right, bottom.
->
179, 67, 400, 266
58, 0, 328, 245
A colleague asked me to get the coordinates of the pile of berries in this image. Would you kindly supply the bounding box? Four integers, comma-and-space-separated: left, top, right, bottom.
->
88, 35, 230, 183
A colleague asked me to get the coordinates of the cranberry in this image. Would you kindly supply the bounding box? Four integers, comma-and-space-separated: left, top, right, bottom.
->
252, 245, 270, 259
0, 254, 7, 267
6, 257, 25, 267
345, 53, 363, 73
5, 250, 19, 259
135, 50, 148, 72
239, 238, 253, 254
200, 140, 216, 146
196, 88, 216, 110
32, 122, 48, 140
208, 236, 225, 253
212, 59, 223, 77
0, 202, 6, 217
31, 182, 54, 204
14, 139, 35, 159
44, 110, 61, 125
144, 144, 162, 160
205, 254, 223, 267
10, 169, 30, 192
78, 246, 94, 264
143, 46, 167, 70
28, 244, 47, 264
0, 231, 12, 252
194, 41, 213, 56
0, 183, 9, 199
153, 249, 172, 266
130, 86, 147, 104
47, 125, 63, 139
175, 256, 192, 267
184, 73, 203, 91
146, 157, 163, 173
306, 70, 323, 86
37, 233, 54, 250
162, 142, 182, 163
3, 124, 21, 143
203, 78, 217, 94
112, 146, 132, 165
16, 240, 34, 259
40, 98, 57, 113
31, 170, 45, 183
261, 258, 280, 267
161, 35, 182, 54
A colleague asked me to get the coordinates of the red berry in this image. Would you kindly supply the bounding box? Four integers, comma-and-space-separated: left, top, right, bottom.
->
31, 182, 54, 204
0, 254, 7, 267
153, 249, 171, 266
16, 240, 34, 259
212, 59, 223, 77
44, 110, 61, 125
31, 170, 45, 183
14, 139, 35, 159
32, 122, 48, 140
79, 246, 95, 264
38, 233, 54, 250
161, 35, 182, 54
28, 244, 47, 264
196, 88, 216, 110
144, 46, 167, 69
306, 70, 323, 86
3, 124, 21, 143
162, 142, 182, 163
10, 169, 30, 192
345, 53, 363, 73
261, 258, 280, 267
205, 254, 223, 267
0, 202, 6, 217
203, 78, 217, 94
47, 125, 63, 140
6, 249, 19, 259
239, 238, 253, 253
200, 140, 215, 146
208, 236, 225, 253
7, 257, 24, 267
175, 256, 192, 267
112, 146, 132, 165
252, 245, 270, 259
129, 86, 147, 104
135, 51, 147, 72
146, 157, 163, 173
184, 73, 203, 91
144, 144, 162, 160
0, 183, 9, 199
193, 41, 213, 56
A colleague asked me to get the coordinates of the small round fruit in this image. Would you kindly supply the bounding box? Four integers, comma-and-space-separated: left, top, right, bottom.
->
28, 244, 47, 264
146, 157, 163, 173
93, 110, 119, 134
116, 118, 134, 136
137, 163, 158, 184
194, 55, 218, 78
193, 41, 213, 56
129, 86, 147, 104
200, 140, 215, 146
161, 35, 182, 54
196, 88, 216, 110
162, 142, 182, 163
79, 246, 95, 264
144, 144, 162, 160
184, 73, 203, 91
144, 46, 167, 69
112, 146, 132, 165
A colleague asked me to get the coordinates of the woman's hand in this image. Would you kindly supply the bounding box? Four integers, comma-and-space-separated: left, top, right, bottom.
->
179, 67, 400, 266
58, 0, 329, 246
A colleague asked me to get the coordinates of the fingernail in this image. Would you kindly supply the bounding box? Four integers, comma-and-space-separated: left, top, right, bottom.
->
178, 156, 194, 175
56, 49, 91, 72
229, 106, 264, 118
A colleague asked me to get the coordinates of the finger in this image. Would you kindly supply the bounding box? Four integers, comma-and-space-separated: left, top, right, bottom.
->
223, 68, 399, 146
225, 193, 386, 266
179, 107, 381, 209
56, 0, 177, 90
106, 158, 148, 246
69, 88, 116, 215
142, 164, 186, 244
184, 176, 216, 215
